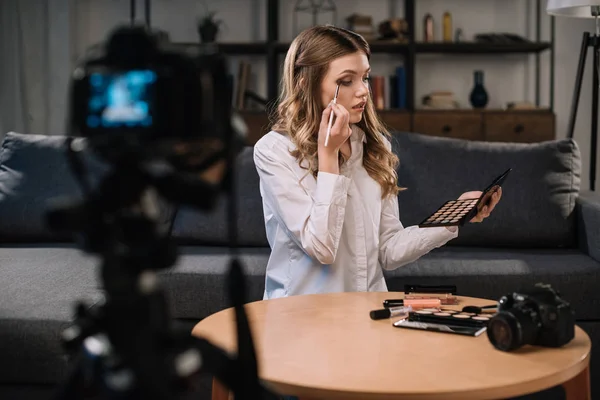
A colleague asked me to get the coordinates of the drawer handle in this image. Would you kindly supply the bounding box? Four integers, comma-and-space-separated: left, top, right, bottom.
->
514, 124, 524, 134
442, 125, 452, 134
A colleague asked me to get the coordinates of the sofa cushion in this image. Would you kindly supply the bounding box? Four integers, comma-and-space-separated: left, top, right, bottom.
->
171, 147, 268, 246
162, 246, 270, 318
0, 132, 104, 241
0, 132, 175, 242
0, 243, 267, 384
0, 244, 102, 384
391, 132, 581, 248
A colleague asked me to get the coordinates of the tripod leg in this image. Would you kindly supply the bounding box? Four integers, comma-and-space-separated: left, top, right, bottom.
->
567, 32, 591, 139
592, 40, 599, 191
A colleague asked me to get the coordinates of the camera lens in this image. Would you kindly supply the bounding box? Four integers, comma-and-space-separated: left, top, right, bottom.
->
487, 309, 539, 351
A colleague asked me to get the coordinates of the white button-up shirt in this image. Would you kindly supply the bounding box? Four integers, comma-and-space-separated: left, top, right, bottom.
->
253, 125, 458, 300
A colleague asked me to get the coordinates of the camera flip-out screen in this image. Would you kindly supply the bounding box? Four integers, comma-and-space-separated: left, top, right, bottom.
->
86, 69, 157, 129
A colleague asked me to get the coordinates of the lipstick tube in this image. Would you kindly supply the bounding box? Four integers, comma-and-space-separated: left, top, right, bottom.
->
383, 298, 442, 309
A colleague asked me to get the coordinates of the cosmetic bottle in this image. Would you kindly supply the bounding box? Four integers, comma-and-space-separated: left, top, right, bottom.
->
443, 12, 452, 42
424, 13, 434, 42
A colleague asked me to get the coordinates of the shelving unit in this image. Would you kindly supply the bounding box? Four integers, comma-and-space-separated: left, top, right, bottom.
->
178, 0, 556, 144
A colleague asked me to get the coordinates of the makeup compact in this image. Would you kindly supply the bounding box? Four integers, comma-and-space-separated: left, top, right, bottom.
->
418, 168, 512, 228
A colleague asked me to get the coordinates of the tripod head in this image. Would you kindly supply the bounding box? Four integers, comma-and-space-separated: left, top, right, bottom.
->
46, 24, 279, 400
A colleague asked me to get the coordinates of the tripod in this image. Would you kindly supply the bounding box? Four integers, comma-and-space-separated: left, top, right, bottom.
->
48, 142, 279, 400
567, 17, 600, 191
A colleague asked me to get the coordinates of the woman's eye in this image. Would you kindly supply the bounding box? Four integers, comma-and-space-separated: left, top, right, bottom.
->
363, 76, 371, 83
339, 80, 352, 86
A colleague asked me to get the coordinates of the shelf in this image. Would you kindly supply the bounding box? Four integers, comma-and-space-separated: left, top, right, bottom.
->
173, 42, 269, 55
369, 41, 410, 53
415, 42, 551, 54
411, 108, 553, 113
275, 41, 409, 54
173, 41, 549, 56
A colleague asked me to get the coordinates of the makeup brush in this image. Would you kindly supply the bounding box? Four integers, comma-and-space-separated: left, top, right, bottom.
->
324, 83, 340, 147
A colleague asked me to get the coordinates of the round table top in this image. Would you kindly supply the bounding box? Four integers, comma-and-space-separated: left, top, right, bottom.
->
192, 292, 591, 400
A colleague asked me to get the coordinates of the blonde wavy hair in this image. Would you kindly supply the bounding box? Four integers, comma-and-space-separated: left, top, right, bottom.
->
271, 25, 401, 198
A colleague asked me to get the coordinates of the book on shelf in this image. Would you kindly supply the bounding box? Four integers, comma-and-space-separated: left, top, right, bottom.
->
369, 65, 407, 110
235, 61, 251, 110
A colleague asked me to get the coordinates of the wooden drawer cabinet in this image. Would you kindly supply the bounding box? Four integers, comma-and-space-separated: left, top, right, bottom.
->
240, 109, 556, 145
380, 110, 411, 132
413, 111, 484, 140
484, 112, 555, 143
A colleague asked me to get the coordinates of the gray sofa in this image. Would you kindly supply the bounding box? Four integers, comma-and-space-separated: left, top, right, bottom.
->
0, 130, 598, 400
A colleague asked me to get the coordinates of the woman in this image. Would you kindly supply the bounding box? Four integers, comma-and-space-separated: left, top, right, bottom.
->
253, 25, 501, 300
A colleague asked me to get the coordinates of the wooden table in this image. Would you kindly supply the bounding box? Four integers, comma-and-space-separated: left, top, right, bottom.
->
192, 292, 591, 400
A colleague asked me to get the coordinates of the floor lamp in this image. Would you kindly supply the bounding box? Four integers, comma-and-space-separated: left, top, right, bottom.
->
548, 1, 600, 191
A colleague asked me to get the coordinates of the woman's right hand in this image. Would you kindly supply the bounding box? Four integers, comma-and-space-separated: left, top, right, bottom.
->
318, 102, 352, 154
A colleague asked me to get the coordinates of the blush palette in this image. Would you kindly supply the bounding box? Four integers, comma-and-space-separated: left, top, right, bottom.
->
418, 168, 511, 228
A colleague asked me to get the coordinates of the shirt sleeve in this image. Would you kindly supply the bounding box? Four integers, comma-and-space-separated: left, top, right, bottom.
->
254, 141, 351, 264
378, 193, 459, 271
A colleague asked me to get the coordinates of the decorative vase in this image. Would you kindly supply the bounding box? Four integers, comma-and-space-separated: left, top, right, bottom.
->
469, 70, 489, 109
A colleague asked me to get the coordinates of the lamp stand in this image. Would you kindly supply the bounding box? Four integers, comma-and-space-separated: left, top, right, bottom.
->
567, 17, 600, 191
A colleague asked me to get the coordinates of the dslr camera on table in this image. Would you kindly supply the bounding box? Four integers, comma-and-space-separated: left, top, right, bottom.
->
47, 24, 279, 400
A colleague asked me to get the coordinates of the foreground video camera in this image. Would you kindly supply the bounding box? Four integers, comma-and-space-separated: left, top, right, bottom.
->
487, 283, 575, 352
48, 25, 278, 400
70, 24, 245, 171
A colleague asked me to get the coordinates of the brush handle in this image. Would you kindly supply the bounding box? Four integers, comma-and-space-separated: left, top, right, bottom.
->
324, 106, 335, 147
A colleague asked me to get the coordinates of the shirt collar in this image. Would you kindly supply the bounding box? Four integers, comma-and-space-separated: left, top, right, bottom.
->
350, 124, 368, 144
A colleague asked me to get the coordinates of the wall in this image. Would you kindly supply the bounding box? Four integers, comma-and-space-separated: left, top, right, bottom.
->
4, 0, 598, 189
553, 15, 596, 190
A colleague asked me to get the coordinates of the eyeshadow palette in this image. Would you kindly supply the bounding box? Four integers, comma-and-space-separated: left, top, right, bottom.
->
418, 168, 512, 228
407, 308, 494, 328
393, 319, 487, 337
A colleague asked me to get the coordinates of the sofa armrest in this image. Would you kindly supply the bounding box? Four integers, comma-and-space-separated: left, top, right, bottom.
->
577, 191, 600, 262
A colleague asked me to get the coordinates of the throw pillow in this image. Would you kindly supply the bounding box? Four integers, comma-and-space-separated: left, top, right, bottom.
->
391, 132, 581, 248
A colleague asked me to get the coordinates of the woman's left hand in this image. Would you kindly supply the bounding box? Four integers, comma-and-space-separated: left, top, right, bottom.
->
458, 187, 503, 223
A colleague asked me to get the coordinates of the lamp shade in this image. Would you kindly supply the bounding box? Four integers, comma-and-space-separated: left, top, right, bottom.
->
547, 0, 600, 17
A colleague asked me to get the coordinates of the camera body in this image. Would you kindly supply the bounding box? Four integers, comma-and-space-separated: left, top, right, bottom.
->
487, 283, 575, 351
69, 25, 242, 170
